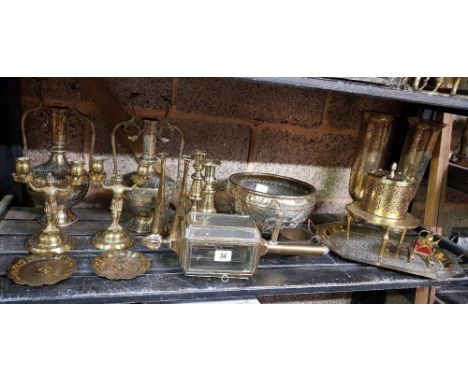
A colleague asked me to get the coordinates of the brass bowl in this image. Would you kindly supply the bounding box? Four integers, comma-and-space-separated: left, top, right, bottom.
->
226, 172, 316, 234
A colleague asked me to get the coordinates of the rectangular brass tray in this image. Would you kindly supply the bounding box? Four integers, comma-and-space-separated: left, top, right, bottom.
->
317, 221, 464, 280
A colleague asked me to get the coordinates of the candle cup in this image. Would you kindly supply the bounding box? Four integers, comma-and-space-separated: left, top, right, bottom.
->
16, 157, 32, 176
90, 158, 105, 176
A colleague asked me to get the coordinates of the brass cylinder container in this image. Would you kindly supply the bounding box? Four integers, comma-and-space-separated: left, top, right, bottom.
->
349, 111, 396, 201
360, 167, 415, 219
398, 117, 445, 197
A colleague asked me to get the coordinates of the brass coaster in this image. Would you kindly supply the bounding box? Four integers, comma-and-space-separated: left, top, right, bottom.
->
92, 250, 151, 280
8, 253, 76, 287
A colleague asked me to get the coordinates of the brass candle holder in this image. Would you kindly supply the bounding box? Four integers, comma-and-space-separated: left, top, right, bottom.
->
8, 158, 81, 286
200, 159, 221, 214
188, 150, 206, 212
90, 163, 137, 251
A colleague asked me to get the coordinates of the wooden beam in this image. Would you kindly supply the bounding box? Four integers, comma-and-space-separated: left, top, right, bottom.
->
76, 78, 142, 160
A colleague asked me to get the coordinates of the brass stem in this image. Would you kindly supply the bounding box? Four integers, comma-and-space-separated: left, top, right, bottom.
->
150, 154, 168, 236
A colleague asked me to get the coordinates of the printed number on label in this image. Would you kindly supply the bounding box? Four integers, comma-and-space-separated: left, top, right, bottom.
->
214, 250, 232, 262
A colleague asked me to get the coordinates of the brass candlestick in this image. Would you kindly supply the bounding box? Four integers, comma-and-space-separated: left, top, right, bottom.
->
9, 158, 80, 286
91, 170, 137, 251
188, 150, 206, 212
200, 159, 221, 214
13, 160, 80, 254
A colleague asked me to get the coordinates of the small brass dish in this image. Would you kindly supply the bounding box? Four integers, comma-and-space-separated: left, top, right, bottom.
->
92, 250, 151, 280
279, 227, 313, 242
227, 172, 316, 234
8, 253, 76, 287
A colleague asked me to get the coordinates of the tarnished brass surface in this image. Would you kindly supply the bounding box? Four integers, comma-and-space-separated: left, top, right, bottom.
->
227, 172, 316, 234
317, 221, 463, 279
92, 173, 136, 251
92, 250, 150, 280
398, 117, 445, 197
188, 150, 206, 212
349, 111, 396, 201
13, 169, 76, 254
359, 163, 415, 220
200, 159, 221, 214
149, 154, 168, 237
21, 92, 96, 227
8, 253, 76, 287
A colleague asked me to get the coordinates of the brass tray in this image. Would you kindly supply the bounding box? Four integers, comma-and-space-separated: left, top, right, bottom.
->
92, 250, 151, 280
8, 253, 76, 287
317, 221, 464, 279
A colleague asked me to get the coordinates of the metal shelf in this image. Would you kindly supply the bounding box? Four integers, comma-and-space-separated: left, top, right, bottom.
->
241, 77, 468, 115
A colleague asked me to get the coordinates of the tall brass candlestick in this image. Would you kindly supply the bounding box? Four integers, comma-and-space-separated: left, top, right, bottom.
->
188, 150, 206, 212
169, 157, 191, 243
200, 159, 221, 214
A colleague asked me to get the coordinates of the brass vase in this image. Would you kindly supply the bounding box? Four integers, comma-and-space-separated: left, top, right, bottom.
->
22, 104, 95, 227
398, 117, 445, 197
121, 118, 174, 233
348, 111, 396, 201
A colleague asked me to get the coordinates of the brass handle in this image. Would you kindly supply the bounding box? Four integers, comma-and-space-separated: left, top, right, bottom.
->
111, 93, 143, 174
263, 242, 328, 256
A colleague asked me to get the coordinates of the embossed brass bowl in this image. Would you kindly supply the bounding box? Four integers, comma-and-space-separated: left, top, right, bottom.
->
227, 172, 316, 234
92, 250, 151, 280
8, 253, 76, 287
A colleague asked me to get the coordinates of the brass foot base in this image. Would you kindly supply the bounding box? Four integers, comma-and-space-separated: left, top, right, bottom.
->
141, 233, 164, 250
8, 253, 76, 287
126, 215, 153, 234
26, 231, 74, 255
92, 250, 151, 280
38, 206, 78, 227
92, 228, 135, 251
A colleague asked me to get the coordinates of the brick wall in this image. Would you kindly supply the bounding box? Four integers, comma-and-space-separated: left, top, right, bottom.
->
20, 77, 404, 214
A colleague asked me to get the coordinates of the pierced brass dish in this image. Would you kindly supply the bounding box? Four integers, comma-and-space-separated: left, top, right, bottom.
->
317, 221, 463, 280
92, 250, 151, 280
8, 253, 76, 287
227, 172, 316, 234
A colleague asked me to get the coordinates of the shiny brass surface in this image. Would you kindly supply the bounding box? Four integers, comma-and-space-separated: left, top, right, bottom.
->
317, 221, 462, 279
92, 250, 151, 280
169, 157, 191, 245
359, 163, 415, 220
13, 170, 76, 254
116, 116, 175, 234
398, 117, 445, 198
200, 159, 221, 214
8, 253, 76, 287
149, 154, 168, 237
188, 150, 206, 212
226, 172, 316, 234
21, 97, 96, 227
92, 173, 136, 250
349, 111, 396, 201
279, 227, 313, 242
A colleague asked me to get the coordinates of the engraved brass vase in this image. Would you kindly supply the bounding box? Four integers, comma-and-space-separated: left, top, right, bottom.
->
349, 111, 396, 201
22, 104, 95, 227
121, 118, 174, 233
398, 117, 445, 198
226, 172, 316, 234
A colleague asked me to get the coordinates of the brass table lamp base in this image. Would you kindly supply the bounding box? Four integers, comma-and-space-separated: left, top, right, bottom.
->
38, 206, 78, 227
26, 231, 74, 255
92, 228, 135, 251
126, 215, 153, 234
8, 253, 76, 287
92, 250, 151, 280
